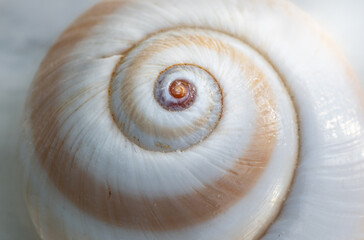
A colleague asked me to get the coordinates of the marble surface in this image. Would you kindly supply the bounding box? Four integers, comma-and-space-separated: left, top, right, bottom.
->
0, 0, 363, 239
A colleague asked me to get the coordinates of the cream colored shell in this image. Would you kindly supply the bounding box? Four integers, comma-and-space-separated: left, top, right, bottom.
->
20, 0, 364, 239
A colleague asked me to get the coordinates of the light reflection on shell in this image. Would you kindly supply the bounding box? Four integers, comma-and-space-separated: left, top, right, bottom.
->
20, 0, 364, 239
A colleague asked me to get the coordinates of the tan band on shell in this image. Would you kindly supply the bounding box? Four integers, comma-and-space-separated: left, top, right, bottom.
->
30, 2, 278, 231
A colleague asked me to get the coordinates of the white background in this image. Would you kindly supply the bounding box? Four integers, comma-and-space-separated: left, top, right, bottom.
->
0, 0, 363, 239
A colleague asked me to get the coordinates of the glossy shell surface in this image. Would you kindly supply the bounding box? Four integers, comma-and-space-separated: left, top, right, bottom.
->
20, 0, 364, 239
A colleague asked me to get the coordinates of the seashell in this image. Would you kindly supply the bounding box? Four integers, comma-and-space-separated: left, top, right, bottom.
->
20, 0, 364, 239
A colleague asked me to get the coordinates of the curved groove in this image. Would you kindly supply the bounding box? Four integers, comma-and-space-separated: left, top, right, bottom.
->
110, 61, 223, 152
29, 0, 291, 233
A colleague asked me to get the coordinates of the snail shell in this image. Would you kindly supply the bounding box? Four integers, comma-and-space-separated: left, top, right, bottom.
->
20, 0, 364, 239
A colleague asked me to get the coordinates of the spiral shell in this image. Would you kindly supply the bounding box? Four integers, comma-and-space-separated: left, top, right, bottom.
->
21, 0, 364, 239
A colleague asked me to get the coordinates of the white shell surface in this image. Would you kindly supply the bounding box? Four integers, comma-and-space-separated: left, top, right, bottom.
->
19, 0, 364, 240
